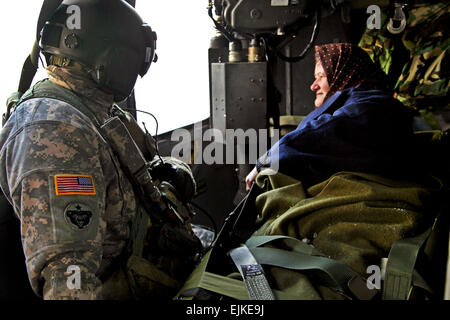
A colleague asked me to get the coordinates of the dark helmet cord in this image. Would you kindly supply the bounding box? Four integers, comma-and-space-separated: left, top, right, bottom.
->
121, 108, 164, 164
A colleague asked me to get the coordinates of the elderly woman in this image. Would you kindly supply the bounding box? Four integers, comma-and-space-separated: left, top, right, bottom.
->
246, 42, 418, 190
234, 43, 440, 300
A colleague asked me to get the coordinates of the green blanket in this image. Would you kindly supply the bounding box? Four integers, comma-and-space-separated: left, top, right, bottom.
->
251, 171, 440, 299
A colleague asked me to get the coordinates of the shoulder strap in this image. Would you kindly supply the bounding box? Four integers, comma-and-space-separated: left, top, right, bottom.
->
16, 79, 102, 130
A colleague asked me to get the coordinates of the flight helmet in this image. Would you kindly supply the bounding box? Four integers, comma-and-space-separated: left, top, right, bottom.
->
40, 0, 157, 101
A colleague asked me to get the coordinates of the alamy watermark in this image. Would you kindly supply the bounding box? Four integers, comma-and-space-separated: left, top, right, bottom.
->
366, 264, 382, 290
66, 265, 81, 290
170, 123, 280, 171
366, 5, 382, 30
66, 5, 81, 30
366, 4, 407, 34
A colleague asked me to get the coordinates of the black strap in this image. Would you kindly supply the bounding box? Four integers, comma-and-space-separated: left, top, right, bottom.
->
18, 0, 63, 94
213, 182, 263, 251
4, 0, 63, 126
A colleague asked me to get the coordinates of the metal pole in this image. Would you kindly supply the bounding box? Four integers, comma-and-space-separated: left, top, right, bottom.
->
285, 45, 293, 116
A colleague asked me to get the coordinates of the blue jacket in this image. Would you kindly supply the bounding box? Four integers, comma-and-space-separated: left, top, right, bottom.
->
261, 85, 419, 187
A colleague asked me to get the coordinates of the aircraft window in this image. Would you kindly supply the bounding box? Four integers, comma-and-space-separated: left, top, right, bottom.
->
135, 2, 212, 134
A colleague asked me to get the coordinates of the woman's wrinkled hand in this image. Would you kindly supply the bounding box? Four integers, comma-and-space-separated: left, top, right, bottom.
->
245, 167, 258, 191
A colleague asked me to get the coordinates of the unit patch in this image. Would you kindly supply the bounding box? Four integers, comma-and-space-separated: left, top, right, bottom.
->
64, 203, 93, 230
55, 175, 96, 195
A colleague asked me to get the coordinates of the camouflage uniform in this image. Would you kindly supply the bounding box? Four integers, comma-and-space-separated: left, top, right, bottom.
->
359, 2, 450, 129
0, 66, 155, 299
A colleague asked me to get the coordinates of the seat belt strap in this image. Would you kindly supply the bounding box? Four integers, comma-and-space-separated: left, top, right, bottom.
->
246, 235, 323, 256
246, 235, 378, 299
178, 237, 375, 299
249, 246, 358, 295
177, 249, 298, 300
383, 226, 433, 300
229, 245, 275, 300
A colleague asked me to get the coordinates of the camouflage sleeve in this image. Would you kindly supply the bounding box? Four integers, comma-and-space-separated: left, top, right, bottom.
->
3, 102, 107, 299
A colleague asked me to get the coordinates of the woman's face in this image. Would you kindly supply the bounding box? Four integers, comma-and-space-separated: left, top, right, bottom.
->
310, 61, 330, 108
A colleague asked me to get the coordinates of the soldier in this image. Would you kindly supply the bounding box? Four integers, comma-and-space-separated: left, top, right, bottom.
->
0, 0, 199, 300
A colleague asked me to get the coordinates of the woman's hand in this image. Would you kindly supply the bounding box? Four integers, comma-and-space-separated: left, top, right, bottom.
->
245, 167, 258, 191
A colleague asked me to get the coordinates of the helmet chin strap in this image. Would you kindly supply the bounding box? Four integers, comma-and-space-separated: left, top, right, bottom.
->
81, 65, 127, 102
56, 59, 130, 102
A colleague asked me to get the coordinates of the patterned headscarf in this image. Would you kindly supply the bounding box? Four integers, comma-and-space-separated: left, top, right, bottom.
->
315, 43, 389, 101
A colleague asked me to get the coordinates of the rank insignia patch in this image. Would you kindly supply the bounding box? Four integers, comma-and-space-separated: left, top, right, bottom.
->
55, 175, 96, 195
64, 203, 93, 230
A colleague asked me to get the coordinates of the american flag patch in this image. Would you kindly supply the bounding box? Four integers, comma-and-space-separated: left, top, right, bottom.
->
54, 175, 96, 196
